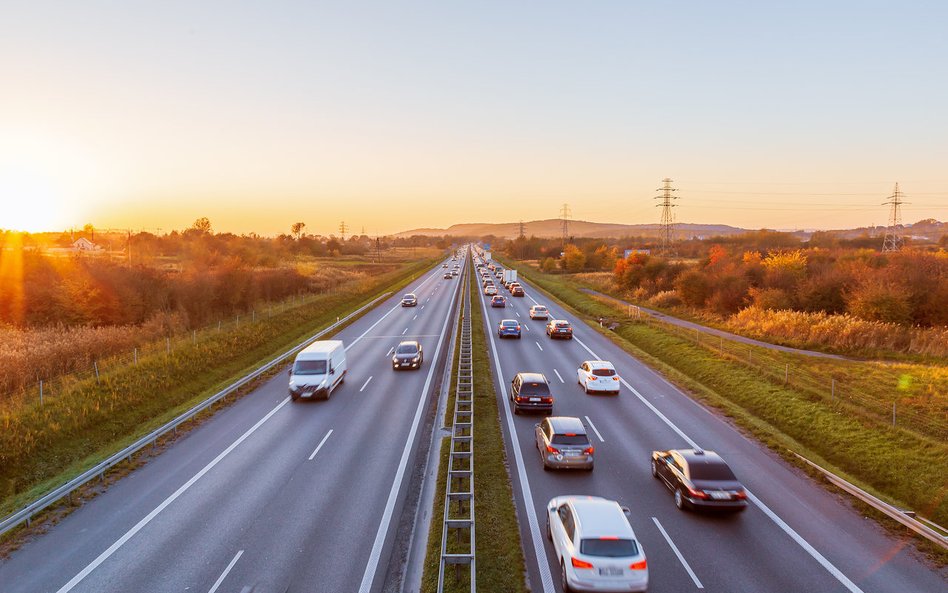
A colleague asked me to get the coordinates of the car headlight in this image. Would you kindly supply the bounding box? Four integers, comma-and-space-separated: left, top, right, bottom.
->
392, 356, 399, 363
412, 355, 420, 362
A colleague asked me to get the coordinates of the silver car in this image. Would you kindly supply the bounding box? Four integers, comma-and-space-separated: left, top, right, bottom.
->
535, 416, 594, 470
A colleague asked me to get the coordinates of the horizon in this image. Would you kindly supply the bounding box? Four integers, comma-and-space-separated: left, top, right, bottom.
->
2, 2, 947, 235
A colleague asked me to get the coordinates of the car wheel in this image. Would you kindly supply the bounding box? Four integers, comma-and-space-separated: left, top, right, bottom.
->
561, 561, 572, 593
517, 335, 522, 339
514, 406, 520, 415
546, 516, 552, 541
651, 460, 659, 478
291, 393, 299, 402
675, 488, 687, 511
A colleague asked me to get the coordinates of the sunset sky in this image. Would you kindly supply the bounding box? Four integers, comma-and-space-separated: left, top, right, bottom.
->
1, 1, 946, 236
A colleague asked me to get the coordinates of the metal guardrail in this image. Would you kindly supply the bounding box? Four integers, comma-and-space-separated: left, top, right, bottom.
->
438, 251, 475, 593
792, 452, 948, 550
0, 291, 394, 538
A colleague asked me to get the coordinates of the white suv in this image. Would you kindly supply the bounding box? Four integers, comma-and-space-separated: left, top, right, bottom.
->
577, 361, 620, 395
546, 496, 648, 592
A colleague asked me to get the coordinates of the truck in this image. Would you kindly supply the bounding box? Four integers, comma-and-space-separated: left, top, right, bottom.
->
502, 269, 518, 285
288, 340, 347, 401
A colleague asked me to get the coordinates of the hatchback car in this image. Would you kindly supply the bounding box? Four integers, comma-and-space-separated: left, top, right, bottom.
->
577, 361, 620, 395
484, 285, 498, 296
546, 496, 648, 593
546, 319, 573, 339
535, 416, 594, 470
491, 295, 507, 308
498, 319, 522, 339
401, 293, 418, 307
529, 305, 549, 320
651, 448, 748, 512
392, 341, 424, 370
510, 372, 553, 415
511, 285, 525, 297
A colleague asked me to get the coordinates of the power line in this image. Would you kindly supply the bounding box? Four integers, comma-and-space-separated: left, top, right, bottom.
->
881, 183, 908, 252
559, 203, 570, 251
654, 178, 679, 257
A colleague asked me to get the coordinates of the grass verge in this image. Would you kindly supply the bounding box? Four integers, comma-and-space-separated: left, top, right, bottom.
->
499, 258, 948, 553
421, 259, 528, 593
0, 257, 439, 522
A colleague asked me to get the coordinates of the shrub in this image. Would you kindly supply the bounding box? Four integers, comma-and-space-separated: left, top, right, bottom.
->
649, 290, 682, 308
675, 270, 711, 307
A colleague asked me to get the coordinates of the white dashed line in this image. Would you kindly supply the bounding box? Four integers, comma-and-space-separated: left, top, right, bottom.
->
386, 347, 394, 357
308, 429, 333, 460
402, 327, 408, 335
360, 376, 373, 392
412, 314, 417, 320
553, 369, 564, 383
535, 341, 543, 351
584, 415, 605, 442
207, 550, 244, 593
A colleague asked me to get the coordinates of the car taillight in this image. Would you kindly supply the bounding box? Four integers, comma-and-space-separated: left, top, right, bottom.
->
583, 446, 595, 455
612, 376, 620, 381
687, 486, 709, 499
734, 489, 747, 499
571, 557, 594, 569
541, 397, 553, 403
629, 559, 647, 570
545, 444, 560, 454
516, 325, 521, 330
515, 396, 524, 402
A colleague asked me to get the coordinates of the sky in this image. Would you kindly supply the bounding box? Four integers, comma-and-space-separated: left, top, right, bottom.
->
1, 1, 946, 236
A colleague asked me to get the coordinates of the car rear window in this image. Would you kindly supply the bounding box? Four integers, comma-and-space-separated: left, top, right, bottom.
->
555, 322, 570, 328
293, 360, 327, 375
689, 461, 737, 481
502, 321, 518, 327
552, 434, 589, 445
520, 381, 550, 395
580, 538, 639, 557
396, 345, 418, 354
592, 368, 615, 377
534, 307, 547, 312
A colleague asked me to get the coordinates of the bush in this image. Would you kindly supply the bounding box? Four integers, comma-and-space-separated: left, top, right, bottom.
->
649, 291, 682, 308
540, 257, 558, 273
675, 270, 711, 307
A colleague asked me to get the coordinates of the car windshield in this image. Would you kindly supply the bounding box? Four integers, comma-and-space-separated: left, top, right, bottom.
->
580, 538, 639, 558
534, 307, 547, 312
689, 461, 737, 481
552, 434, 588, 445
592, 368, 615, 377
502, 321, 518, 327
396, 345, 418, 355
293, 360, 327, 375
403, 295, 415, 300
555, 322, 570, 328
520, 381, 550, 395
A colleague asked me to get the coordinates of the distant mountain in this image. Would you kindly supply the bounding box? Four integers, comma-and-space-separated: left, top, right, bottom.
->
819, 218, 946, 241
392, 219, 747, 239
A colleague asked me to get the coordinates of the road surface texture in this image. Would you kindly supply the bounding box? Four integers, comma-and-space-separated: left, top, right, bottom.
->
0, 256, 466, 593
479, 273, 944, 593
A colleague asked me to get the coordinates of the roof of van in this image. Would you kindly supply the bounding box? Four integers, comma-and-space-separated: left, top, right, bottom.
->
298, 340, 344, 356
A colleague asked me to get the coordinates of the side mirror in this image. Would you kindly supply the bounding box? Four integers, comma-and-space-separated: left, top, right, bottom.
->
330, 368, 335, 375
287, 369, 292, 377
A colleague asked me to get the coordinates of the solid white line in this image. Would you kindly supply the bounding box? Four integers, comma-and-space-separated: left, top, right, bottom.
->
553, 368, 564, 383
207, 550, 244, 593
535, 341, 543, 351
360, 376, 373, 392
478, 287, 556, 593
652, 518, 703, 588
402, 327, 408, 335
56, 398, 291, 593
584, 415, 605, 442
308, 429, 334, 460
358, 261, 464, 593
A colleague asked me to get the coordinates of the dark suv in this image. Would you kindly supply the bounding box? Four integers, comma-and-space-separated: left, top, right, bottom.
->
535, 416, 594, 470
651, 449, 747, 512
510, 372, 554, 415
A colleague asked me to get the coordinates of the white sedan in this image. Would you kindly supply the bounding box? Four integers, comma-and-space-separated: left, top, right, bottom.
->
577, 361, 620, 395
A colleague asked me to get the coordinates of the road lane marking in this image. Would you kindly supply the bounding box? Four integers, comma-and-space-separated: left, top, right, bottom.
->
386, 347, 394, 357
359, 258, 465, 593
207, 550, 244, 593
360, 376, 373, 392
535, 341, 543, 351
346, 268, 441, 352
479, 288, 556, 593
55, 398, 291, 593
568, 332, 866, 593
402, 327, 408, 335
553, 369, 564, 383
584, 416, 605, 442
516, 311, 521, 317
413, 314, 417, 320
308, 429, 334, 460
420, 305, 425, 310
524, 325, 530, 332
652, 518, 703, 588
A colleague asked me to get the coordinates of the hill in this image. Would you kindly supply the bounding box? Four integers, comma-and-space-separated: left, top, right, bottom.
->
392, 219, 747, 239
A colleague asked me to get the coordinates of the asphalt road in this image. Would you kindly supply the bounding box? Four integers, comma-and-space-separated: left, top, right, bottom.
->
476, 266, 945, 593
0, 255, 467, 593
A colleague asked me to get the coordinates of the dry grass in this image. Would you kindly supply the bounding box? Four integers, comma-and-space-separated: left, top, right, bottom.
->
728, 307, 948, 358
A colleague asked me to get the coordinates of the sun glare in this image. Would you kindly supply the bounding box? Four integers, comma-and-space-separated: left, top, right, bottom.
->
0, 167, 72, 232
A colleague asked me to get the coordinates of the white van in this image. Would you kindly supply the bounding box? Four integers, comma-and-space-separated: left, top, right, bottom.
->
288, 340, 346, 401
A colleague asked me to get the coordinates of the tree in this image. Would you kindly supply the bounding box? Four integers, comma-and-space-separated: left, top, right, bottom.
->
190, 217, 213, 235
561, 244, 586, 273
291, 222, 306, 240
540, 257, 558, 273
674, 269, 711, 308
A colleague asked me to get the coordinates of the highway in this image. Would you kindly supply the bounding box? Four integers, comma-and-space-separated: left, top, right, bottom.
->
476, 261, 945, 593
0, 255, 467, 593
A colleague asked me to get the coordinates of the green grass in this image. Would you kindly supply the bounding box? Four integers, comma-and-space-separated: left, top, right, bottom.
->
0, 257, 439, 520
421, 260, 528, 593
499, 258, 948, 532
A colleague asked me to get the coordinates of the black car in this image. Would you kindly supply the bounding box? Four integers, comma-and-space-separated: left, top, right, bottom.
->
392, 341, 424, 370
510, 372, 554, 415
401, 293, 418, 307
651, 449, 747, 512
443, 272, 453, 279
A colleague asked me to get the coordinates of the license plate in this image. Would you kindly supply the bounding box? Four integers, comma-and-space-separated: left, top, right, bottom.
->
709, 491, 730, 500
599, 567, 623, 576
402, 362, 410, 366
529, 397, 540, 402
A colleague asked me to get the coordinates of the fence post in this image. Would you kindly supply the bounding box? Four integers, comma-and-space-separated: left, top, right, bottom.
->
784, 363, 789, 385
193, 330, 196, 344
218, 320, 222, 333
39, 380, 44, 405
831, 379, 835, 400
134, 347, 138, 365
167, 337, 171, 354
719, 335, 724, 353
252, 310, 255, 323
94, 361, 100, 382
236, 315, 239, 328
892, 402, 896, 427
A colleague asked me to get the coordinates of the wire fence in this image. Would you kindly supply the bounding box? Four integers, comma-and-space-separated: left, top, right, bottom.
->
596, 296, 948, 441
